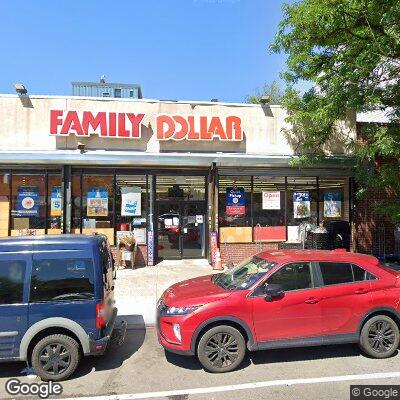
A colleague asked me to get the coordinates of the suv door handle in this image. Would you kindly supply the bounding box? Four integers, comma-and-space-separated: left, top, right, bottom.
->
305, 297, 320, 304
355, 288, 368, 294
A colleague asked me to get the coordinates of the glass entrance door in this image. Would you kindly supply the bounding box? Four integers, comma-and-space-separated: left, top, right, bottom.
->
181, 202, 206, 258
156, 201, 206, 260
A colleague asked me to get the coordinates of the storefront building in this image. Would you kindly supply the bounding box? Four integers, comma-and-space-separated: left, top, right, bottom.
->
0, 94, 357, 266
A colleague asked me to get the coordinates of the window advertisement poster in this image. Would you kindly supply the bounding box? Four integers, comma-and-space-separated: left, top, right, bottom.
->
293, 192, 311, 219
50, 186, 62, 217
17, 186, 40, 216
262, 191, 281, 210
226, 187, 246, 215
87, 187, 108, 217
210, 231, 218, 268
121, 186, 141, 216
147, 230, 154, 266
324, 191, 342, 218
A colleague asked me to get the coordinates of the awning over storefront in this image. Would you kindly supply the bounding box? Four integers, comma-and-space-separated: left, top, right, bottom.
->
0, 150, 355, 172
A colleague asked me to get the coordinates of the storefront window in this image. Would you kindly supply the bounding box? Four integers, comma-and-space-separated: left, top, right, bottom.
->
218, 176, 252, 243
115, 175, 147, 245
156, 176, 205, 200
0, 172, 10, 237
253, 176, 286, 242
11, 174, 46, 235
286, 177, 318, 243
47, 174, 62, 234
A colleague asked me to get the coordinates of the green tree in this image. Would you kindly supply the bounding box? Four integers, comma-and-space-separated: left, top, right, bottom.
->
271, 0, 400, 223
246, 80, 284, 104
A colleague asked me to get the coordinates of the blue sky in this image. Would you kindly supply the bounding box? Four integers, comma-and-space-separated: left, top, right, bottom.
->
0, 0, 290, 102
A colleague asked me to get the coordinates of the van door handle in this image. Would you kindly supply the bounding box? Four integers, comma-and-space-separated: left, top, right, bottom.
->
355, 288, 368, 294
305, 297, 320, 304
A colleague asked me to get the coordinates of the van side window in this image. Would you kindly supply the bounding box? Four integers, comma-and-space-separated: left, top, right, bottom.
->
30, 258, 95, 302
0, 260, 26, 304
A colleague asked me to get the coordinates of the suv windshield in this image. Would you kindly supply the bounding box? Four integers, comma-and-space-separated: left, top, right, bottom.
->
213, 256, 276, 290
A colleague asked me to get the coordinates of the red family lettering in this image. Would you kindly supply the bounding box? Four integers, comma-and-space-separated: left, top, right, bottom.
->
50, 110, 145, 138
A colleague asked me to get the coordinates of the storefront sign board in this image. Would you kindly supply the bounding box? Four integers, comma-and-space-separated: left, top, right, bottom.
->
121, 187, 141, 216
262, 191, 281, 210
87, 187, 108, 217
226, 187, 246, 215
17, 186, 39, 217
324, 191, 341, 218
49, 110, 243, 142
293, 192, 311, 219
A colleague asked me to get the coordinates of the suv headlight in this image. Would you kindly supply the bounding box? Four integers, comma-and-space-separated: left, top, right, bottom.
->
164, 305, 201, 316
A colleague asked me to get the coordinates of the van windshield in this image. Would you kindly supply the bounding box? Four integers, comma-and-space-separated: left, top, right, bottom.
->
213, 257, 276, 290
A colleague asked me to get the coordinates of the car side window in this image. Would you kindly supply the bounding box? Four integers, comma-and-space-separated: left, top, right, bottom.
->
267, 262, 312, 292
30, 258, 95, 302
319, 262, 375, 286
0, 260, 26, 305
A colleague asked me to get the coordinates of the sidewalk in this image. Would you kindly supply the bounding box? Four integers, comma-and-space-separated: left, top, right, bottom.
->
114, 259, 213, 326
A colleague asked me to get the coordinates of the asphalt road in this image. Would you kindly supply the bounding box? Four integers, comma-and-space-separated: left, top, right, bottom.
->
1, 319, 400, 400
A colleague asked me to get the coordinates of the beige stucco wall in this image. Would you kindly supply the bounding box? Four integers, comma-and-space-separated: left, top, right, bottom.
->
0, 95, 356, 155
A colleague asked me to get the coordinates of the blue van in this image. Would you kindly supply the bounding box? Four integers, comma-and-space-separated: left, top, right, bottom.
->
0, 234, 124, 381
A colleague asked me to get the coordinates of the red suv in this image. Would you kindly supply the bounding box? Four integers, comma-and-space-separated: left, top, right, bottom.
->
157, 249, 400, 372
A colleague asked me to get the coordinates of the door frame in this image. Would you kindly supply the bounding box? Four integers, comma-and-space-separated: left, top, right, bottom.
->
155, 199, 208, 261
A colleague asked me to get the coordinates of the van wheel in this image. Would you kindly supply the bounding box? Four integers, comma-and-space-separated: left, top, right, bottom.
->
359, 315, 400, 359
197, 325, 246, 373
31, 334, 81, 381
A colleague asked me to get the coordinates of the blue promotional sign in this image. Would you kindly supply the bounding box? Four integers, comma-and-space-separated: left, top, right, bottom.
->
17, 186, 39, 216
87, 187, 108, 217
50, 186, 62, 217
226, 187, 246, 215
324, 191, 341, 218
293, 191, 311, 219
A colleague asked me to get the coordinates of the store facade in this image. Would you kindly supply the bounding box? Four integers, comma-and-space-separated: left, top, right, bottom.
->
0, 94, 356, 266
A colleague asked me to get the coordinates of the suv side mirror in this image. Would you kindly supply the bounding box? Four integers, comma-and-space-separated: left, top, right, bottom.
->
264, 283, 284, 301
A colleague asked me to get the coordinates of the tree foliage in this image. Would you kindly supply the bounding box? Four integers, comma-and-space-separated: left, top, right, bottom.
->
271, 0, 400, 223
246, 80, 284, 104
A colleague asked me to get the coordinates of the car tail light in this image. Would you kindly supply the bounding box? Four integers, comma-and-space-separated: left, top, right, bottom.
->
96, 303, 106, 329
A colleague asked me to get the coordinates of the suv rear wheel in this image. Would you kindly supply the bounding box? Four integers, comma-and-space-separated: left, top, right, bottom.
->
31, 334, 81, 381
197, 325, 246, 373
359, 315, 400, 359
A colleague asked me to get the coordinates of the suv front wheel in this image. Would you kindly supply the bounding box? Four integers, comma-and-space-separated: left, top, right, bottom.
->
31, 334, 81, 381
359, 315, 400, 359
197, 325, 246, 373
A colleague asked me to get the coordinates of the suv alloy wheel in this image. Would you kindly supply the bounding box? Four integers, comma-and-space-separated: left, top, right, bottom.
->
31, 334, 81, 381
197, 325, 246, 373
359, 315, 400, 359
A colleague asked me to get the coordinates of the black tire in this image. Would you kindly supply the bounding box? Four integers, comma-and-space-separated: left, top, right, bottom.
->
359, 315, 400, 359
197, 325, 246, 373
31, 334, 81, 381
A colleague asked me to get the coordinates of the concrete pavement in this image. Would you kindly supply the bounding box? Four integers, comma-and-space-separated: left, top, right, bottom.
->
115, 259, 213, 325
